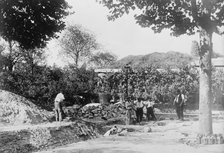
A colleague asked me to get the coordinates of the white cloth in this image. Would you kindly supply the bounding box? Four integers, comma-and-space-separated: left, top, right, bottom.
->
174, 94, 185, 104
134, 100, 144, 108
54, 93, 65, 102
144, 101, 155, 108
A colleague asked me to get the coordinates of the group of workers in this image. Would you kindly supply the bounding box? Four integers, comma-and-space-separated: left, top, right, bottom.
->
125, 88, 186, 124
54, 89, 186, 123
135, 96, 157, 123
124, 90, 157, 125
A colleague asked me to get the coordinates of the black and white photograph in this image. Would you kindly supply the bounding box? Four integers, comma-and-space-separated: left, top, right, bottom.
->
0, 0, 224, 153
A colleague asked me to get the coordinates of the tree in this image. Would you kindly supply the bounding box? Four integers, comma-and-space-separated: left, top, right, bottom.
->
98, 0, 224, 135
60, 25, 99, 68
0, 41, 25, 71
0, 0, 70, 50
89, 51, 117, 68
191, 40, 224, 58
19, 48, 46, 75
191, 40, 200, 57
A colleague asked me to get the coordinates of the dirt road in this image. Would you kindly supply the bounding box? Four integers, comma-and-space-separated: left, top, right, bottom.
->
37, 119, 224, 153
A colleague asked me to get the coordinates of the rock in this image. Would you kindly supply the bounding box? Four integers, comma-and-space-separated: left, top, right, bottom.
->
157, 122, 166, 126
79, 102, 126, 120
154, 108, 162, 114
158, 117, 166, 121
118, 129, 128, 136
143, 127, 152, 133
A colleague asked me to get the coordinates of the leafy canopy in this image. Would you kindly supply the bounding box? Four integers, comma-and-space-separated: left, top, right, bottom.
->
98, 0, 224, 36
89, 51, 117, 68
0, 0, 70, 50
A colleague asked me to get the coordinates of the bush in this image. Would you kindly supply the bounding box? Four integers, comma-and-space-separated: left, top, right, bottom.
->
0, 65, 97, 110
99, 66, 200, 108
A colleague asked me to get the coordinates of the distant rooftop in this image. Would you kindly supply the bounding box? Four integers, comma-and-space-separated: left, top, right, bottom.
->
94, 69, 122, 73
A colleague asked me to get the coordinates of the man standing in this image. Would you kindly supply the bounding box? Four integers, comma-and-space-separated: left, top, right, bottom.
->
125, 98, 136, 125
145, 97, 157, 121
173, 89, 185, 120
54, 91, 65, 122
135, 97, 144, 124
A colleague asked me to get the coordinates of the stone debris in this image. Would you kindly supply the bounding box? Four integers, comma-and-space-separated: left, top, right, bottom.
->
118, 129, 128, 136
66, 102, 127, 120
157, 122, 166, 126
143, 126, 152, 133
196, 134, 224, 145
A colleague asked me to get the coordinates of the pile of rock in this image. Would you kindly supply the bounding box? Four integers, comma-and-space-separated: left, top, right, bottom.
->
196, 134, 224, 145
63, 104, 81, 119
79, 102, 126, 120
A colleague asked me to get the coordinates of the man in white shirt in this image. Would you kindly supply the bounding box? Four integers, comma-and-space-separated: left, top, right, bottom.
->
144, 98, 157, 121
54, 92, 65, 122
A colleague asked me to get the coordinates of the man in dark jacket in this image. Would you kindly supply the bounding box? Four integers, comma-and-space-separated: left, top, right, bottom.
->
173, 89, 186, 120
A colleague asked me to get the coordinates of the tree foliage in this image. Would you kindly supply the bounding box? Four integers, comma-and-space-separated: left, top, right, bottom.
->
0, 41, 24, 71
0, 0, 70, 50
19, 48, 46, 74
97, 65, 199, 106
89, 51, 117, 68
0, 40, 46, 73
0, 65, 96, 110
60, 25, 99, 67
99, 0, 224, 35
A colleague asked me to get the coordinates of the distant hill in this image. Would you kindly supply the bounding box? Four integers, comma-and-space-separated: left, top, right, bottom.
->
112, 51, 194, 69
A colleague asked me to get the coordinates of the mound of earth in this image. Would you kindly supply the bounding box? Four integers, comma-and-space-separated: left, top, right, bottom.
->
0, 90, 53, 125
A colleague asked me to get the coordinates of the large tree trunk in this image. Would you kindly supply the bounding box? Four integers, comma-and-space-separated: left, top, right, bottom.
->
198, 28, 213, 135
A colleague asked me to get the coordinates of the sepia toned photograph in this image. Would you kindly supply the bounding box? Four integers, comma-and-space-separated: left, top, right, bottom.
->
0, 0, 224, 153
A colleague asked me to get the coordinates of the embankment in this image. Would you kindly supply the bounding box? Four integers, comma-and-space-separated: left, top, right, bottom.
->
0, 120, 106, 153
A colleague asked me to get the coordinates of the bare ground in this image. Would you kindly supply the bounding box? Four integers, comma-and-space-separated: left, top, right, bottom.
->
37, 119, 224, 153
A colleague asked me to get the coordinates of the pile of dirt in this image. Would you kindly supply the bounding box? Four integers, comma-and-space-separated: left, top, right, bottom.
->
0, 90, 53, 125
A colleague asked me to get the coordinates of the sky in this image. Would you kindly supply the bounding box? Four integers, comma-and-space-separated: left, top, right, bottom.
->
46, 0, 224, 66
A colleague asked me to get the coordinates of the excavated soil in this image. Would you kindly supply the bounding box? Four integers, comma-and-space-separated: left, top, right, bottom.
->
37, 119, 224, 153
0, 90, 53, 125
